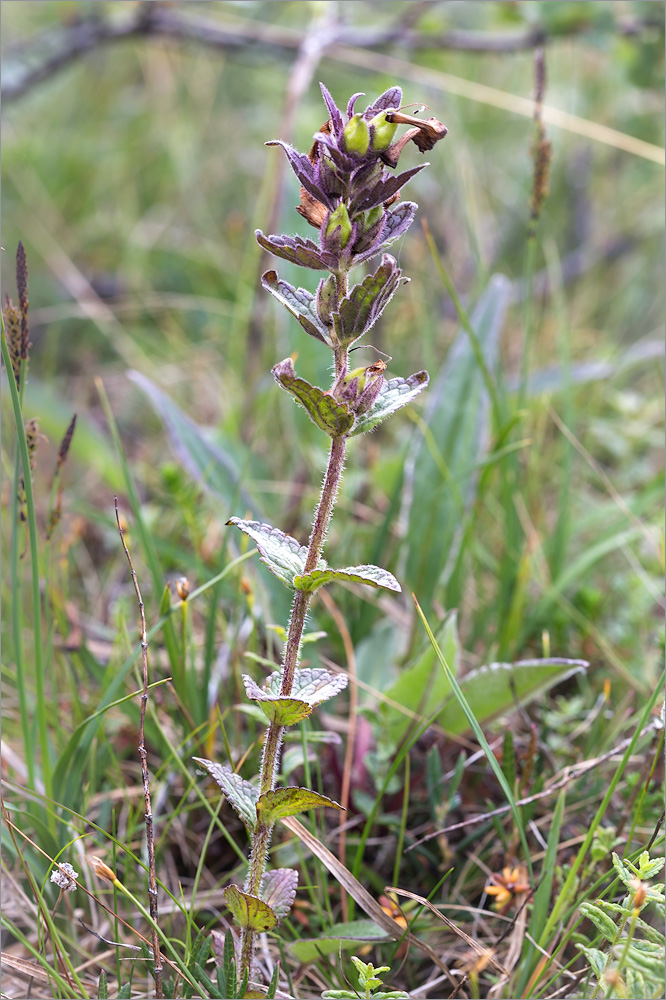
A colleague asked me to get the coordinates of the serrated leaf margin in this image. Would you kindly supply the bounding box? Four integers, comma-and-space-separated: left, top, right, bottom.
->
193, 758, 259, 831
295, 563, 401, 594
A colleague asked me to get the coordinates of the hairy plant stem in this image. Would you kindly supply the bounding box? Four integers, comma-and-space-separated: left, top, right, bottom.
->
240, 272, 350, 979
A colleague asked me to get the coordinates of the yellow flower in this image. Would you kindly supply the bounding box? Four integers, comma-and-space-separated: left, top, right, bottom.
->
485, 865, 531, 912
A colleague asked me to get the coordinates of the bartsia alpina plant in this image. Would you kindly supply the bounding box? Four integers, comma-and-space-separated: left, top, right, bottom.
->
194, 83, 447, 987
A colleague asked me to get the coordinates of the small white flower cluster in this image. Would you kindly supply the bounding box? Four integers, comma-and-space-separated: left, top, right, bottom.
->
50, 862, 78, 893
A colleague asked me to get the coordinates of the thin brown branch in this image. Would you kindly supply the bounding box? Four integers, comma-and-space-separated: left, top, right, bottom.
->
3, 4, 660, 103
114, 496, 163, 1000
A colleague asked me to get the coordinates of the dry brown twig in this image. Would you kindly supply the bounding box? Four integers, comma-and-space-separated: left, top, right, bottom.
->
2, 3, 661, 104
114, 496, 163, 999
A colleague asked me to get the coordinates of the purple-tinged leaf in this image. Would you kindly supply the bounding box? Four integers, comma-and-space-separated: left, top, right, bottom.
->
225, 885, 278, 932
350, 163, 427, 214
193, 758, 259, 831
255, 230, 336, 271
351, 213, 387, 257
226, 516, 322, 588
261, 868, 298, 922
319, 83, 344, 137
266, 141, 336, 210
363, 87, 402, 118
350, 371, 429, 436
294, 563, 401, 594
261, 271, 331, 344
263, 667, 348, 707
242, 675, 313, 725
347, 92, 365, 118
272, 358, 355, 438
333, 254, 404, 347
353, 203, 417, 264
256, 787, 344, 826
311, 131, 356, 173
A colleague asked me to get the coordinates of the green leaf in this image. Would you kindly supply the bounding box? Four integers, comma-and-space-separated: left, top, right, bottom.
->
333, 254, 405, 348
193, 758, 259, 831
579, 901, 619, 942
501, 729, 516, 786
260, 868, 298, 921
402, 276, 510, 612
272, 357, 355, 437
381, 613, 460, 745
438, 658, 588, 737
195, 962, 222, 999
624, 940, 666, 976
223, 928, 236, 997
350, 371, 429, 436
261, 667, 348, 707
97, 970, 108, 1000
261, 270, 331, 345
636, 852, 665, 879
575, 944, 607, 979
415, 597, 533, 876
266, 961, 280, 1000
242, 675, 313, 725
128, 371, 257, 514
295, 563, 401, 594
519, 788, 566, 994
117, 984, 132, 1000
227, 517, 325, 589
288, 920, 390, 963
224, 885, 278, 931
256, 786, 344, 825
625, 969, 648, 1000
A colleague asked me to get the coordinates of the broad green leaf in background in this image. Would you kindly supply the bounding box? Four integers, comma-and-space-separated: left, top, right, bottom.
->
438, 657, 588, 736
401, 275, 511, 615
288, 920, 391, 964
128, 370, 257, 515
380, 612, 460, 745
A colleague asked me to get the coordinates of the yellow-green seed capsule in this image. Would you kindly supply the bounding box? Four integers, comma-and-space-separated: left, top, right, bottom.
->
365, 205, 384, 229
342, 113, 370, 156
325, 204, 352, 248
369, 110, 399, 151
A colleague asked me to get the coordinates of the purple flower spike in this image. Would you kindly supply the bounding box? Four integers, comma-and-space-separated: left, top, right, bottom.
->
258, 86, 446, 274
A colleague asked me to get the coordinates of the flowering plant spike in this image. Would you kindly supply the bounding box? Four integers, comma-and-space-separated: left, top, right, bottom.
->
196, 83, 446, 984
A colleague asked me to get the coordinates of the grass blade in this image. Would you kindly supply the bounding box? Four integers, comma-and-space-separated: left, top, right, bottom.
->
413, 595, 533, 878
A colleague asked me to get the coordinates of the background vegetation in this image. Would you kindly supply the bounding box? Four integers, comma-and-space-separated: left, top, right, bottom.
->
1, 2, 664, 998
